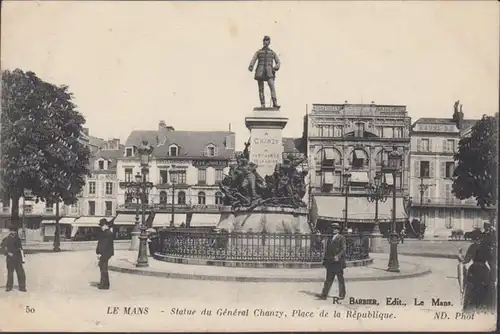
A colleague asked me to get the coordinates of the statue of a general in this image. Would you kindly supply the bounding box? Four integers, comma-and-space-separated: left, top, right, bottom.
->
248, 35, 281, 109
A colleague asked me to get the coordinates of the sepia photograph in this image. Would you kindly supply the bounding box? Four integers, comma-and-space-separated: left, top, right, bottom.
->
0, 1, 498, 332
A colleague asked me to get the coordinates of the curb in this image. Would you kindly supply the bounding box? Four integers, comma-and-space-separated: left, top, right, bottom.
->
372, 251, 458, 259
152, 254, 374, 269
108, 261, 431, 283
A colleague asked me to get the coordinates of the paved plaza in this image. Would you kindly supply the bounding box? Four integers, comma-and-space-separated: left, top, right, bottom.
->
1, 244, 494, 332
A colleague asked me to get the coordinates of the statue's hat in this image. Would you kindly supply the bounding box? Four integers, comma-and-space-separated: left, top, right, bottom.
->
263, 35, 271, 41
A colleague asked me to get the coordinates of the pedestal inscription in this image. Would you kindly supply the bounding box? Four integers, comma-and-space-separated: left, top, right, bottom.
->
245, 108, 288, 177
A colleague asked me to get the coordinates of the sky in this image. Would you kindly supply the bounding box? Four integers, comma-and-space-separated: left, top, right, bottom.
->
2, 1, 498, 150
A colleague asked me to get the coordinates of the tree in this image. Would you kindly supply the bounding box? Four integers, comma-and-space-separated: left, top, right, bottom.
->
452, 114, 498, 209
1, 69, 91, 235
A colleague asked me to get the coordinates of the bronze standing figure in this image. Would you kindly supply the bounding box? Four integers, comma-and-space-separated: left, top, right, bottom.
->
248, 35, 281, 109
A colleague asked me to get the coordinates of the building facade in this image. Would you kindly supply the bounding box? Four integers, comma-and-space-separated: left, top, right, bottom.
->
115, 121, 235, 228
306, 103, 412, 233
409, 115, 491, 238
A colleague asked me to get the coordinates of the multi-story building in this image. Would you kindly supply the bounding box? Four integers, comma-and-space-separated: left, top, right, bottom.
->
70, 136, 124, 238
409, 109, 492, 238
115, 121, 235, 228
305, 102, 412, 233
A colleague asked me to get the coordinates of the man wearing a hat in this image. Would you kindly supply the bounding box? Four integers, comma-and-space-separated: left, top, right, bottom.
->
248, 35, 281, 109
1, 225, 27, 292
317, 222, 346, 301
96, 218, 114, 290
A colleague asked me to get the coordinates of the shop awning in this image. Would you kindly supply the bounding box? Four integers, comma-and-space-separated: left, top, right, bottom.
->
190, 214, 221, 227
41, 217, 77, 225
153, 213, 187, 227
350, 171, 369, 183
114, 214, 140, 226
314, 196, 405, 222
72, 216, 114, 227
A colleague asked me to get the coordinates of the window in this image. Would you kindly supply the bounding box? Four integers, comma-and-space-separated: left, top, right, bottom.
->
421, 139, 430, 152
198, 191, 206, 204
198, 169, 207, 184
334, 126, 343, 137
351, 150, 365, 169
169, 145, 178, 157
178, 191, 186, 205
383, 127, 394, 139
159, 191, 167, 204
215, 192, 223, 205
105, 182, 113, 195
445, 162, 455, 178
215, 169, 224, 183
355, 123, 365, 137
394, 127, 403, 138
446, 139, 455, 152
160, 170, 168, 184
45, 201, 54, 213
420, 161, 430, 177
98, 160, 105, 170
205, 145, 217, 157
88, 182, 96, 195
170, 171, 186, 184
125, 168, 133, 182
126, 148, 133, 157
88, 201, 96, 216
105, 201, 112, 216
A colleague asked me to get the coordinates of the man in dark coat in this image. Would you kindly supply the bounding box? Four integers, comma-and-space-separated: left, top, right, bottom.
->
96, 218, 114, 290
1, 226, 27, 292
248, 35, 281, 109
317, 222, 346, 301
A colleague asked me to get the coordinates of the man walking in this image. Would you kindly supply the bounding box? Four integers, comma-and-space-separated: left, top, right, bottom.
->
96, 218, 114, 290
317, 222, 346, 301
1, 225, 27, 292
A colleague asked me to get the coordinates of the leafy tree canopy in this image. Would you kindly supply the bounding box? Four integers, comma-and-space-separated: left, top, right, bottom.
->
1, 69, 91, 224
452, 113, 498, 209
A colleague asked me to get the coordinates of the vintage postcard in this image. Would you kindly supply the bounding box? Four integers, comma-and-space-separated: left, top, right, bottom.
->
0, 0, 498, 332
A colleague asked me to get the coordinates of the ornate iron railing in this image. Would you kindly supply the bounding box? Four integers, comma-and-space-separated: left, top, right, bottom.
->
157, 230, 370, 262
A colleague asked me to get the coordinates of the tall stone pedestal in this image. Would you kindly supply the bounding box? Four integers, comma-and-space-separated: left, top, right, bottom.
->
245, 107, 288, 178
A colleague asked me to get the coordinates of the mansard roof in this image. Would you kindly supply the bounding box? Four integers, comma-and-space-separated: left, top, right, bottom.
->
124, 130, 235, 159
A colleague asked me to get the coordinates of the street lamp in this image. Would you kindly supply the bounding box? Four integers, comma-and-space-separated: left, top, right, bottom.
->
342, 170, 351, 232
125, 172, 143, 251
366, 172, 390, 251
383, 148, 402, 272
418, 177, 434, 238
136, 141, 154, 268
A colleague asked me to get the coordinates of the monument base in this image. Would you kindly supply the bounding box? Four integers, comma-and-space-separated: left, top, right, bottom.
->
217, 206, 310, 234
245, 108, 289, 178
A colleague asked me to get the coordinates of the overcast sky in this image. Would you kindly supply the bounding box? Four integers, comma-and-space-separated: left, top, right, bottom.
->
2, 1, 498, 150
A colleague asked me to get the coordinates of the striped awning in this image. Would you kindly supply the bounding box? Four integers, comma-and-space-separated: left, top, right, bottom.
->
190, 214, 221, 227
72, 216, 114, 227
41, 217, 77, 225
153, 213, 187, 227
114, 214, 140, 226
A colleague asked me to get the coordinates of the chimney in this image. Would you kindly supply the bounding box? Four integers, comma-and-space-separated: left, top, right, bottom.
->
158, 120, 167, 131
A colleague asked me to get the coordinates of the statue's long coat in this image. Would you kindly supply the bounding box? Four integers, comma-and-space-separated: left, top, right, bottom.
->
249, 47, 281, 81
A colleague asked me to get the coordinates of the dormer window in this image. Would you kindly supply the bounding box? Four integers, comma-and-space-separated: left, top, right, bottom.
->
98, 160, 105, 170
169, 144, 179, 157
205, 144, 218, 157
125, 147, 133, 157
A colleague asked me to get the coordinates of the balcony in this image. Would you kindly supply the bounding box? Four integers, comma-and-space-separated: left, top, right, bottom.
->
413, 196, 480, 208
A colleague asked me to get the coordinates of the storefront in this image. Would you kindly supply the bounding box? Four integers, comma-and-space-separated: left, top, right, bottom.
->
41, 218, 76, 242
152, 213, 187, 228
313, 195, 406, 234
71, 216, 113, 241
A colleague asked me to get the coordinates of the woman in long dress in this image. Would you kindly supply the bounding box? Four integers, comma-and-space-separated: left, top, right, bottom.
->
459, 229, 492, 312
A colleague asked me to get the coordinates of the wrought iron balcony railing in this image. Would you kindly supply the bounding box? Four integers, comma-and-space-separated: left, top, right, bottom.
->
413, 196, 479, 207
